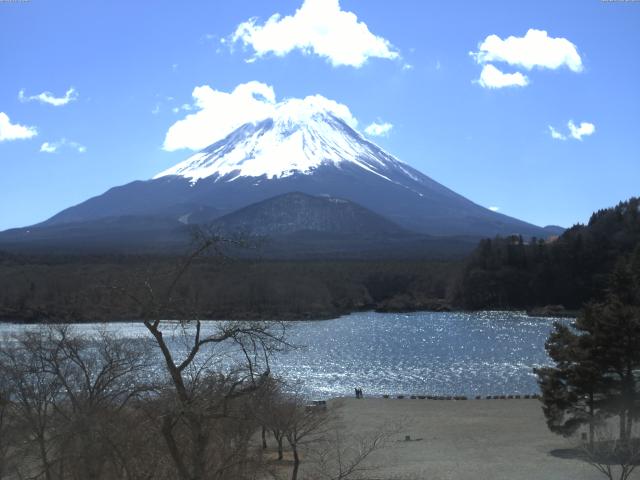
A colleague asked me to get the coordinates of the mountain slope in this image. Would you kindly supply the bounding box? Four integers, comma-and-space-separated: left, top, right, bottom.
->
0, 216, 189, 254
0, 193, 478, 259
1, 97, 555, 254
208, 192, 477, 259
211, 191, 407, 236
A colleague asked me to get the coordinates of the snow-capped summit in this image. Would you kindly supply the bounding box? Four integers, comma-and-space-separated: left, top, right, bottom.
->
154, 97, 414, 184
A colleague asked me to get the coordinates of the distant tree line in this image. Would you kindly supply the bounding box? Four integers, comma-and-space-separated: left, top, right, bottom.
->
455, 197, 640, 310
0, 254, 459, 323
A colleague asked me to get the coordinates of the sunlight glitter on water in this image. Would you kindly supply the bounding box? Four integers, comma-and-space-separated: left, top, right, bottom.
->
0, 311, 569, 398
274, 311, 567, 397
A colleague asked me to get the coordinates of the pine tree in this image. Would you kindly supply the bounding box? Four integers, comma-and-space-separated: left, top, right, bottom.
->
536, 258, 640, 444
535, 322, 604, 446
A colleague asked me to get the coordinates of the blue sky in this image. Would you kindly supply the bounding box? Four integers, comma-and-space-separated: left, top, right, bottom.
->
1, 0, 639, 231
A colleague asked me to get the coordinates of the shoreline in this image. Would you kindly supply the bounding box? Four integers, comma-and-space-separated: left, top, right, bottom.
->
0, 307, 576, 325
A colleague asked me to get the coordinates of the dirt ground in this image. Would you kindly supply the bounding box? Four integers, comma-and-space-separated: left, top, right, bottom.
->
316, 397, 633, 480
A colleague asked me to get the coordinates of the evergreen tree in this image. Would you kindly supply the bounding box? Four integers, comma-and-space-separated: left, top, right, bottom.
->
535, 323, 604, 446
536, 257, 640, 444
457, 197, 640, 310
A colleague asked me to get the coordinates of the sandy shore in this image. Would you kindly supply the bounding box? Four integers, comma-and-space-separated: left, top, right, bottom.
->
327, 397, 617, 480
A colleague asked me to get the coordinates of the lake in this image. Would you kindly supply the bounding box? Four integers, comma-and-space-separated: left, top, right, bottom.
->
0, 310, 567, 398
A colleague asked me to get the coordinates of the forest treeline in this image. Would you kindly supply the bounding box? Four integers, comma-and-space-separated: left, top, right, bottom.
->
0, 253, 459, 322
455, 197, 640, 310
1, 197, 639, 322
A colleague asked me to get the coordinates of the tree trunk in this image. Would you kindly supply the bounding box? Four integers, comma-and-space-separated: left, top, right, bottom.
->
621, 368, 635, 445
620, 410, 627, 443
161, 415, 191, 480
262, 425, 267, 449
145, 324, 189, 403
37, 432, 53, 480
277, 435, 284, 461
290, 444, 299, 480
625, 370, 634, 444
190, 415, 209, 480
589, 393, 594, 449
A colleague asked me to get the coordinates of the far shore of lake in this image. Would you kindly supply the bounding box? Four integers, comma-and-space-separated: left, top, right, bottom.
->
0, 305, 577, 325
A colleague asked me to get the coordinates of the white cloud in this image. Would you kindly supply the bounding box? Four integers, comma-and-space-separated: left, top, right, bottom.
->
548, 126, 566, 141
0, 112, 37, 142
230, 0, 399, 67
279, 94, 357, 128
488, 206, 500, 212
471, 29, 583, 72
477, 64, 529, 89
172, 103, 194, 114
39, 138, 86, 154
568, 120, 595, 140
364, 121, 393, 137
164, 82, 276, 151
40, 142, 57, 153
18, 87, 78, 106
548, 121, 595, 141
163, 81, 358, 151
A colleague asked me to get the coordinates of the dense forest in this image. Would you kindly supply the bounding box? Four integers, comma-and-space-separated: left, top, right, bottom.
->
1, 198, 639, 322
455, 197, 640, 311
0, 252, 459, 322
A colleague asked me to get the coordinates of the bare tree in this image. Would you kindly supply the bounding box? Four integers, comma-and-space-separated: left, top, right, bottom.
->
38, 326, 153, 479
282, 395, 332, 480
253, 377, 290, 461
0, 361, 14, 479
579, 425, 640, 480
305, 425, 398, 480
0, 331, 61, 480
0, 326, 155, 480
113, 232, 290, 480
263, 393, 400, 480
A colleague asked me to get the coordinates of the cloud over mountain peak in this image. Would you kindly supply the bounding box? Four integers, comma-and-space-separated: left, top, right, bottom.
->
163, 82, 357, 151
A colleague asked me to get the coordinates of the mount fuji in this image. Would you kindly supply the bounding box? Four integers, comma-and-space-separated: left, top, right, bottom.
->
0, 97, 558, 255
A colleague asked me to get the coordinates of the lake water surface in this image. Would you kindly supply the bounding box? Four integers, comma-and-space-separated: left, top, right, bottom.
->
0, 311, 567, 398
